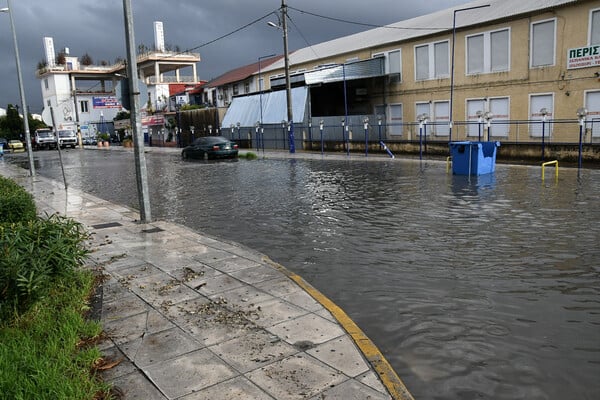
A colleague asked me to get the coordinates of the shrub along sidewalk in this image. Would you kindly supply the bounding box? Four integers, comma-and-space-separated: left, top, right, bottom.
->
0, 176, 110, 399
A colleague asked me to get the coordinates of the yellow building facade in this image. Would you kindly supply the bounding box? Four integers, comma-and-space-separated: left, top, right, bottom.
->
260, 0, 600, 145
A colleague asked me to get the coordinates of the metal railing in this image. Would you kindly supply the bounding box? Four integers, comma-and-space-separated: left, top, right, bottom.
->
146, 76, 198, 84
224, 118, 599, 149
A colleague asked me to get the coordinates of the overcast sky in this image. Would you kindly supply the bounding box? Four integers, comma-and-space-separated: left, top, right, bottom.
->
0, 0, 469, 114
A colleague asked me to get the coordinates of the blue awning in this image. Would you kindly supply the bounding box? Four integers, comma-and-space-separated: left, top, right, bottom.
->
221, 86, 308, 127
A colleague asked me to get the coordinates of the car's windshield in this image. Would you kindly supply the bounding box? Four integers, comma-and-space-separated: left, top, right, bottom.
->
37, 131, 52, 138
193, 136, 228, 145
58, 130, 75, 137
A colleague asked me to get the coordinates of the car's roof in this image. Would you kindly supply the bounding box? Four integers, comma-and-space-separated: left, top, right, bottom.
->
194, 136, 230, 143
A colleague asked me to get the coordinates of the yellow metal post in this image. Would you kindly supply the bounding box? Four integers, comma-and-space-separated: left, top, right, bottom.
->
541, 160, 558, 182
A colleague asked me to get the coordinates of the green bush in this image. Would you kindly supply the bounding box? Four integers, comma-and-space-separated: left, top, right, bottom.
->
0, 176, 36, 223
0, 177, 107, 398
0, 269, 110, 399
0, 215, 90, 320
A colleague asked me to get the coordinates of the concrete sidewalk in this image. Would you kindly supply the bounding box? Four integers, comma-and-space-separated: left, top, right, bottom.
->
0, 161, 413, 400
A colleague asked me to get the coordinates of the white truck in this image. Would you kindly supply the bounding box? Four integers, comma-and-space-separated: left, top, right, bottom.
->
57, 129, 78, 149
32, 128, 57, 150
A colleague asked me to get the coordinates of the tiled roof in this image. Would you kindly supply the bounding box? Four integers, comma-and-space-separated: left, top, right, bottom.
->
206, 55, 283, 88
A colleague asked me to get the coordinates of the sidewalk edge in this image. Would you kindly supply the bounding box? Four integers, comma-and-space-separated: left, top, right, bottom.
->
263, 256, 415, 400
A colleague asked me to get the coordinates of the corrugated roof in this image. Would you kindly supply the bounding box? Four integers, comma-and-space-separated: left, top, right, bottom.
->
206, 55, 283, 88
221, 87, 308, 127
264, 0, 578, 72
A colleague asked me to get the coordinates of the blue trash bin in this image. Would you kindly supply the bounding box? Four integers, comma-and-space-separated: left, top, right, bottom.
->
449, 141, 500, 175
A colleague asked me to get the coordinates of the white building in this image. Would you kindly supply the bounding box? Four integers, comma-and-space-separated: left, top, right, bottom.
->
37, 23, 200, 139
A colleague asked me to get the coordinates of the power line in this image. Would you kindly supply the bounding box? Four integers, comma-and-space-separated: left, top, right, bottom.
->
185, 9, 279, 53
142, 9, 279, 64
288, 6, 448, 31
286, 13, 320, 60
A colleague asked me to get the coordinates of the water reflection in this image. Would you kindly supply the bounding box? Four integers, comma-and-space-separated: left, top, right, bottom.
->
8, 150, 600, 400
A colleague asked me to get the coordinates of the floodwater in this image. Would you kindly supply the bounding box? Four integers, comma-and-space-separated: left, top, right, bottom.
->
7, 150, 600, 400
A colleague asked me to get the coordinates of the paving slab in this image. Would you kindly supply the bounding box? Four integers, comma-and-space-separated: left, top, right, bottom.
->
0, 160, 412, 400
144, 348, 238, 399
245, 353, 347, 400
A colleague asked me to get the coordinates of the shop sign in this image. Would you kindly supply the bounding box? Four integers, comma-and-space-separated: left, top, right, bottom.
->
567, 45, 600, 69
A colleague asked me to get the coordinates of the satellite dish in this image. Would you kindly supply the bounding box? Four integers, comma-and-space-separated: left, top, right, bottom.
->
41, 107, 54, 127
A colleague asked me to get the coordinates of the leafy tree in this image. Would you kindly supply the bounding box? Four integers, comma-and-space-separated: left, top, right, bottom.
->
113, 111, 130, 121
181, 104, 202, 110
0, 104, 22, 139
0, 105, 46, 140
28, 115, 47, 132
137, 43, 149, 54
80, 53, 93, 66
56, 51, 66, 65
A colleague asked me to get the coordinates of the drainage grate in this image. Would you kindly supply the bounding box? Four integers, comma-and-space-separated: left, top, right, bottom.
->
141, 227, 164, 233
92, 222, 123, 229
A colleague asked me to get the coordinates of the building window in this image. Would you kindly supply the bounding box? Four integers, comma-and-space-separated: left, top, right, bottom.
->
433, 101, 449, 136
415, 40, 449, 80
585, 90, 600, 137
489, 97, 510, 137
531, 19, 556, 67
44, 78, 49, 90
232, 84, 239, 96
373, 50, 402, 81
388, 50, 401, 75
467, 28, 510, 74
80, 100, 89, 113
529, 93, 553, 137
466, 99, 486, 137
244, 81, 250, 94
415, 102, 432, 135
591, 8, 600, 45
388, 104, 403, 136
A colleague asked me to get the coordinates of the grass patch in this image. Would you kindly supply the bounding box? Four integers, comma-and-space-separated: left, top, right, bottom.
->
0, 177, 111, 399
0, 270, 110, 399
240, 151, 258, 160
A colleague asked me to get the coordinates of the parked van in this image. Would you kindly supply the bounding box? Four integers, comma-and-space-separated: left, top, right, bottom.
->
57, 130, 77, 149
32, 128, 57, 150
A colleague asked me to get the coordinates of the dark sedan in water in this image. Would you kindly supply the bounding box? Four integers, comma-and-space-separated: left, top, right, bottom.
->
181, 136, 238, 160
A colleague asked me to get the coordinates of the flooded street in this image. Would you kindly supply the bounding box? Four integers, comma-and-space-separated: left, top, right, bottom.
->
7, 149, 600, 400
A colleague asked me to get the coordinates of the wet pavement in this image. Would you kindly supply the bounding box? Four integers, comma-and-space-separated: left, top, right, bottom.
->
0, 159, 411, 400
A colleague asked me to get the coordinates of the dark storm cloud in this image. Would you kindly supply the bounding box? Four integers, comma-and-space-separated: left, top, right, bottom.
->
0, 0, 468, 113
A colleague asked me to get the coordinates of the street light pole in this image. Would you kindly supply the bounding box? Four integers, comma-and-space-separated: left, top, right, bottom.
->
2, 0, 35, 176
280, 0, 295, 153
484, 111, 493, 142
577, 107, 587, 169
540, 108, 548, 161
476, 110, 483, 141
123, 0, 151, 222
449, 4, 490, 144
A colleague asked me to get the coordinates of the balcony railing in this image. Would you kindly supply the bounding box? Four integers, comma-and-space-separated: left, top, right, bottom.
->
147, 76, 198, 84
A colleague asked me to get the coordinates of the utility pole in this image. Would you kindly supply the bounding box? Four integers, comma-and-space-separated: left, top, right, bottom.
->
123, 0, 152, 222
2, 0, 35, 176
281, 0, 295, 153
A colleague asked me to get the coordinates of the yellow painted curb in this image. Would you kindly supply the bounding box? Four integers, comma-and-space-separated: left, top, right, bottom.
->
264, 256, 414, 400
